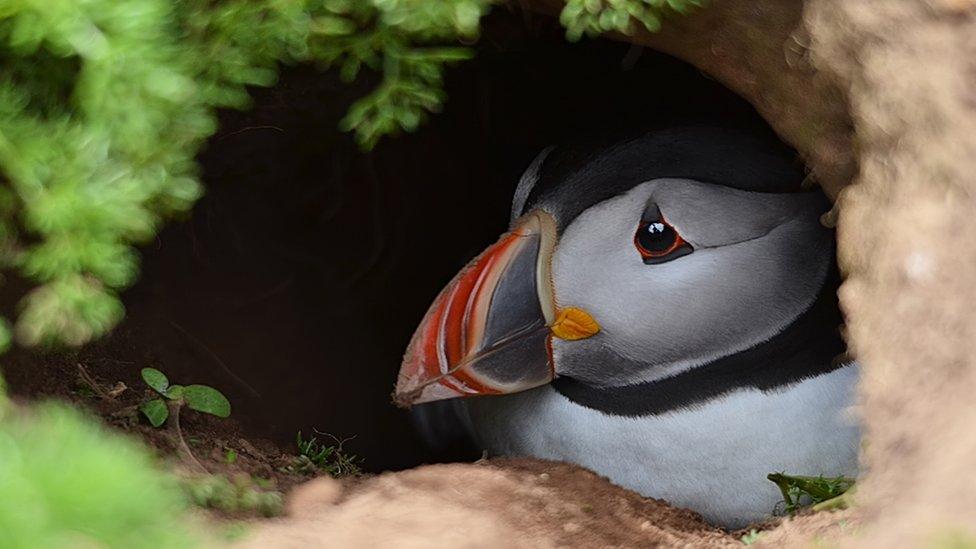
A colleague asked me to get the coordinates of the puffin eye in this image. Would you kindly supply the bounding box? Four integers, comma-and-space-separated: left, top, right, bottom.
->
634, 216, 692, 264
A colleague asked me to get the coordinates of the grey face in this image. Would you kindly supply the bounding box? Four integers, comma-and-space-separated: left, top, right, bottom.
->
542, 178, 833, 387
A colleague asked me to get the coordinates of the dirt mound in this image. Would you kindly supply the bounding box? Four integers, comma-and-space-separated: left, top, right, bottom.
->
804, 1, 976, 546
237, 459, 737, 548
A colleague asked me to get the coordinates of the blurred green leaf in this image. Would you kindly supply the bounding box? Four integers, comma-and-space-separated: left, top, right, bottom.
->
559, 0, 701, 40
0, 395, 200, 545
0, 318, 11, 354
14, 275, 124, 347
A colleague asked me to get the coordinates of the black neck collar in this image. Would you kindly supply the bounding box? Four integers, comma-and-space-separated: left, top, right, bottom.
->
551, 267, 846, 417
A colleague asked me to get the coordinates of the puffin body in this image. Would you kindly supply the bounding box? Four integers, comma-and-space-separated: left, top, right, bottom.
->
395, 127, 859, 528
465, 364, 857, 527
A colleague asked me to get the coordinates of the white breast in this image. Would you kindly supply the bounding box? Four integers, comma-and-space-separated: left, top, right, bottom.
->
463, 364, 860, 528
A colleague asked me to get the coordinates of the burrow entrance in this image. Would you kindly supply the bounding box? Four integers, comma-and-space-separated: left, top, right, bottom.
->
3, 8, 791, 473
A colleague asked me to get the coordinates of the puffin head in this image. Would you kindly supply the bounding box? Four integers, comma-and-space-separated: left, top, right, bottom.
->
394, 126, 834, 407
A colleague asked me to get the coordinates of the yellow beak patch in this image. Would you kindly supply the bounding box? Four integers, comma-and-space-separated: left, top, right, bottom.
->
550, 307, 601, 341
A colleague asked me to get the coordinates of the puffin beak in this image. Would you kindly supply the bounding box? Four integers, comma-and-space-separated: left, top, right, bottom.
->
395, 210, 599, 406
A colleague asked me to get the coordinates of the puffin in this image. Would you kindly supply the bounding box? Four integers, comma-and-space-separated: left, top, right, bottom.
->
394, 126, 860, 528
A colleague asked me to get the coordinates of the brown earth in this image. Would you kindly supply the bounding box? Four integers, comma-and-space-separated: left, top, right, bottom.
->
0, 340, 318, 505
806, 1, 976, 546
237, 459, 739, 548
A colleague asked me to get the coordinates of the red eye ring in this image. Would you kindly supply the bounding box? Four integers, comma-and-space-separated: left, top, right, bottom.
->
634, 218, 691, 263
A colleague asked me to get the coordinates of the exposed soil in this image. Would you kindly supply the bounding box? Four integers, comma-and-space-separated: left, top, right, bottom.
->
237, 458, 739, 548
804, 1, 976, 546
2, 343, 317, 499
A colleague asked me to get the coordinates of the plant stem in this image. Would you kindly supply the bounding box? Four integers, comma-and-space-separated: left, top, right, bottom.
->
168, 400, 209, 475
77, 363, 110, 399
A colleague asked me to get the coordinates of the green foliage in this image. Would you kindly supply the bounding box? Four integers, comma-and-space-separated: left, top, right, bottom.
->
0, 384, 200, 548
183, 474, 283, 518
560, 0, 705, 40
767, 472, 856, 515
140, 397, 169, 427
139, 367, 231, 427
289, 429, 362, 477
0, 0, 494, 352
310, 0, 491, 148
141, 367, 170, 394
183, 385, 231, 417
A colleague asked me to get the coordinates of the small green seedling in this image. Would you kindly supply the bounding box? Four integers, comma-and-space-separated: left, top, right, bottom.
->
767, 472, 855, 515
288, 430, 362, 477
139, 367, 231, 427
296, 431, 334, 466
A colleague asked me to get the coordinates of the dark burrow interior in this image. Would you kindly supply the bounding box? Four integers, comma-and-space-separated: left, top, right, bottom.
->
2, 8, 793, 473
